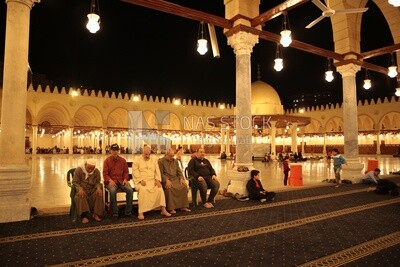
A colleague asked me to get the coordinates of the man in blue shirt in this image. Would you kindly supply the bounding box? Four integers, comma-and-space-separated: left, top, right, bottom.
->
332, 148, 347, 188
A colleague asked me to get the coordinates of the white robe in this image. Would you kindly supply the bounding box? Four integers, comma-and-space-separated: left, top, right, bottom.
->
133, 155, 166, 213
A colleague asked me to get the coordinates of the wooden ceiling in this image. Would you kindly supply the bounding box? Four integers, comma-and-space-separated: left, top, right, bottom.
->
121, 0, 399, 76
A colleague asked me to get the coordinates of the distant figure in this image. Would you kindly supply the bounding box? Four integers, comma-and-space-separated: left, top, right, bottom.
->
332, 148, 347, 188
283, 156, 290, 186
367, 179, 399, 196
246, 170, 276, 202
362, 168, 381, 185
220, 151, 227, 159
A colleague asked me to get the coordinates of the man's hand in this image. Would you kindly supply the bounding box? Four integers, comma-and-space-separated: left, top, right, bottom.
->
77, 189, 85, 198
108, 180, 116, 188
212, 175, 218, 180
141, 180, 147, 186
180, 178, 188, 187
198, 176, 204, 182
155, 179, 162, 188
96, 188, 102, 197
165, 179, 172, 189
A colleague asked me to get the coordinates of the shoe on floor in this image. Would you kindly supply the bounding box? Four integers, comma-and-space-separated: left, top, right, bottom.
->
260, 199, 267, 203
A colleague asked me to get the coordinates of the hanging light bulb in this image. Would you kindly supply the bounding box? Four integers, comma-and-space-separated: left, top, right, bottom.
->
325, 58, 334, 82
86, 0, 100, 34
363, 70, 371, 89
274, 43, 283, 72
280, 12, 292, 47
395, 80, 400, 97
197, 21, 208, 55
388, 53, 398, 78
388, 0, 400, 7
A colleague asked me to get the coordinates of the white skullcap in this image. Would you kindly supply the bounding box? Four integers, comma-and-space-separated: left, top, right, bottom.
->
86, 158, 96, 166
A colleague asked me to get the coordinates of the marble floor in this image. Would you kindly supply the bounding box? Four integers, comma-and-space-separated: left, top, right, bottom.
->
27, 153, 400, 212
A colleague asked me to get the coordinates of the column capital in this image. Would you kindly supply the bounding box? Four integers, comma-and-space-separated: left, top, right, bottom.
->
227, 31, 259, 55
336, 63, 360, 78
6, 0, 39, 9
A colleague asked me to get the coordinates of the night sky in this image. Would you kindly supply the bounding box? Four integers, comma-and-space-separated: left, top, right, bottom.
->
0, 0, 397, 109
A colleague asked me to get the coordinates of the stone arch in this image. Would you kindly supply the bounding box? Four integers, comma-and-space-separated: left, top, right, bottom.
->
160, 112, 181, 131
107, 107, 129, 129
73, 105, 103, 128
304, 119, 322, 134
325, 116, 344, 132
183, 114, 204, 131
36, 102, 71, 128
358, 114, 375, 131
379, 111, 400, 130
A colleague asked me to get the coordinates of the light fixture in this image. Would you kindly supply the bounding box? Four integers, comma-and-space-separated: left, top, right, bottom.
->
86, 0, 100, 34
363, 69, 372, 89
325, 58, 334, 82
395, 80, 400, 97
388, 53, 398, 78
274, 43, 283, 72
197, 21, 208, 55
280, 12, 292, 47
388, 0, 400, 7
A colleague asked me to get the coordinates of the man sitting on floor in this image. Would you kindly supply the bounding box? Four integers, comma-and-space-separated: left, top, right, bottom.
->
158, 148, 191, 214
73, 158, 104, 223
362, 168, 381, 185
133, 146, 171, 220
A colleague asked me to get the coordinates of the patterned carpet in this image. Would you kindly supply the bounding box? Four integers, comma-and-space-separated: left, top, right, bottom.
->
1, 179, 400, 267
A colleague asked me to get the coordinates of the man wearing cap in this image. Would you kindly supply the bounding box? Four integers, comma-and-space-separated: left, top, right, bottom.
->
362, 168, 381, 185
103, 143, 134, 217
73, 158, 104, 223
133, 146, 171, 220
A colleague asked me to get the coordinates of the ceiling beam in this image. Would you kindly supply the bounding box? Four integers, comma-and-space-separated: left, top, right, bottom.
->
226, 25, 343, 61
335, 59, 389, 75
252, 0, 309, 27
121, 0, 232, 29
360, 43, 400, 60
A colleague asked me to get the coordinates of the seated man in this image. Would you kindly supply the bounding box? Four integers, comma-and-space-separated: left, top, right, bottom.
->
187, 147, 220, 208
246, 170, 276, 202
103, 144, 134, 217
362, 168, 381, 185
133, 146, 171, 220
158, 148, 191, 214
73, 158, 104, 223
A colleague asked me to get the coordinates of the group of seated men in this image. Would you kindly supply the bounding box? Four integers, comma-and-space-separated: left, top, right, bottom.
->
72, 144, 220, 223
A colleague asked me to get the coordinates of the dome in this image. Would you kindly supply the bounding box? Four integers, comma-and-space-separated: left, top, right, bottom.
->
251, 80, 283, 115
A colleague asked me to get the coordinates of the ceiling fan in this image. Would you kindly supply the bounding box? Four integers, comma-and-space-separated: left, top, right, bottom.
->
305, 0, 368, 29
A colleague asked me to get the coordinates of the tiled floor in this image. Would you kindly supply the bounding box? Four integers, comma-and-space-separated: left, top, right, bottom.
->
27, 153, 400, 211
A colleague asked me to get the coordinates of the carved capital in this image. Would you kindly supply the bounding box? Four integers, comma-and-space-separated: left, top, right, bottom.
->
336, 63, 361, 78
6, 0, 39, 9
227, 31, 259, 55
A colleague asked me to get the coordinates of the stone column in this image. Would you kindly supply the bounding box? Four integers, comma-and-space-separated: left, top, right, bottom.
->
227, 31, 258, 167
32, 125, 37, 155
291, 122, 298, 153
68, 127, 74, 155
336, 63, 364, 181
220, 127, 226, 153
322, 132, 327, 156
376, 131, 381, 155
270, 120, 277, 157
225, 31, 258, 195
0, 0, 38, 223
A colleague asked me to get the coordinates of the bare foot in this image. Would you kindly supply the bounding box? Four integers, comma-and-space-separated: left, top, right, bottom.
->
180, 207, 191, 212
161, 210, 171, 217
82, 217, 89, 224
92, 214, 101, 222
203, 202, 213, 208
169, 210, 177, 214
137, 213, 144, 220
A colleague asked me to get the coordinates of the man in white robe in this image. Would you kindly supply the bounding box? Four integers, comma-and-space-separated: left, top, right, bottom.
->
133, 146, 171, 220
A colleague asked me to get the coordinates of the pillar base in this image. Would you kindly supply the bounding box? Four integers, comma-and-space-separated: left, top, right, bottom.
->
341, 161, 364, 184
227, 164, 254, 195
0, 165, 31, 223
